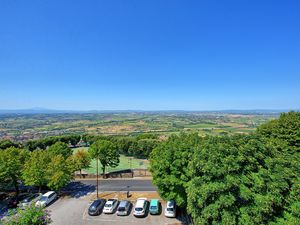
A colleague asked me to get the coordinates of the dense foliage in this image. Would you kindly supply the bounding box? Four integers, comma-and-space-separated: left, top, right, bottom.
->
88, 140, 120, 177
1, 204, 52, 225
150, 112, 300, 224
0, 147, 28, 193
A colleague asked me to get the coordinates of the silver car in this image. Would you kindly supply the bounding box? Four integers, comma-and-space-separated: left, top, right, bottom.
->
117, 200, 131, 216
18, 193, 42, 209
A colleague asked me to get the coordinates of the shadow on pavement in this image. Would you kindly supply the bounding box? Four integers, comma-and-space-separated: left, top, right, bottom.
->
61, 181, 96, 199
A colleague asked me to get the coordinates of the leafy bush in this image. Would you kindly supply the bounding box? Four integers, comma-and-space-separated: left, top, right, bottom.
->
1, 204, 52, 225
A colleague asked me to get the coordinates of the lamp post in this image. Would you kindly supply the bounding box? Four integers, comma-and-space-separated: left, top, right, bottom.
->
96, 158, 99, 198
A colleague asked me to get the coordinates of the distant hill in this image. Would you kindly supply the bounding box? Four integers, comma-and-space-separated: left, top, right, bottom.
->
0, 108, 296, 115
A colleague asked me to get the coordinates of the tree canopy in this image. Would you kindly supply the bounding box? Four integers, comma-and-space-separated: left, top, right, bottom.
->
150, 112, 300, 224
88, 140, 120, 177
0, 147, 28, 193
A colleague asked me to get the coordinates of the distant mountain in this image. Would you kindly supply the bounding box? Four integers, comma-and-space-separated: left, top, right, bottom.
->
0, 108, 74, 114
0, 108, 296, 115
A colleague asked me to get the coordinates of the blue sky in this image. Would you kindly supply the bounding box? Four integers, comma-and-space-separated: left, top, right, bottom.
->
0, 0, 299, 110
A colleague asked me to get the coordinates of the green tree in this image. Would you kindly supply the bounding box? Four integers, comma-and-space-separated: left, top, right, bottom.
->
135, 139, 159, 158
0, 147, 28, 193
257, 111, 300, 150
46, 155, 73, 191
258, 111, 300, 224
88, 140, 119, 178
115, 137, 135, 155
1, 204, 51, 225
150, 133, 199, 207
0, 140, 18, 150
22, 150, 49, 192
72, 149, 91, 177
48, 141, 72, 159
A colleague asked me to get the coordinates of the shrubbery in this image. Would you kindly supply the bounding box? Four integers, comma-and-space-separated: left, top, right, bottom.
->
1, 204, 52, 225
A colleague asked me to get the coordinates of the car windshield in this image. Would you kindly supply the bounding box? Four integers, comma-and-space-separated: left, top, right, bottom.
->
40, 196, 48, 202
150, 206, 157, 210
24, 194, 38, 202
89, 206, 96, 211
135, 207, 143, 212
167, 208, 174, 212
118, 207, 125, 211
105, 204, 112, 208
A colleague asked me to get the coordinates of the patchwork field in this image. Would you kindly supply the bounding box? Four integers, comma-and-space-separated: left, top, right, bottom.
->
0, 111, 279, 142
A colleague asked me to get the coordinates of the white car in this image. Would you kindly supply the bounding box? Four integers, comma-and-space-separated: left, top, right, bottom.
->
103, 199, 118, 214
35, 191, 57, 207
133, 198, 148, 217
164, 200, 177, 218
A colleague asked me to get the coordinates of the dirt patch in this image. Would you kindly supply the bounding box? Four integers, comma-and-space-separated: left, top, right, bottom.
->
90, 191, 162, 202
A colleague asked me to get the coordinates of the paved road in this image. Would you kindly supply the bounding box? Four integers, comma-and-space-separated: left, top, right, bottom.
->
79, 179, 157, 192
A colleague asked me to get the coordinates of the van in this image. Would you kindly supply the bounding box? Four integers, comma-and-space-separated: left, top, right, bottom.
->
117, 200, 131, 216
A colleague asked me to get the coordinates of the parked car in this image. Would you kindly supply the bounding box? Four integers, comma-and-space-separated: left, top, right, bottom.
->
18, 193, 42, 209
103, 199, 118, 214
88, 199, 106, 216
133, 198, 148, 217
149, 199, 160, 215
35, 191, 57, 207
116, 200, 131, 216
164, 200, 176, 218
8, 194, 30, 208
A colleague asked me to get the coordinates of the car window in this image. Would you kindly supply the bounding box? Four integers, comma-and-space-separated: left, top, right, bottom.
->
135, 207, 143, 211
40, 196, 48, 202
167, 208, 174, 212
105, 203, 112, 208
118, 207, 125, 211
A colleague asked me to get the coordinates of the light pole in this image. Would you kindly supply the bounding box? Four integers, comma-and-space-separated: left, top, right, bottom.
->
96, 158, 99, 198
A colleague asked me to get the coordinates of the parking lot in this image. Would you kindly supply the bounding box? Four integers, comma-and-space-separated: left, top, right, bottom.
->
49, 194, 187, 225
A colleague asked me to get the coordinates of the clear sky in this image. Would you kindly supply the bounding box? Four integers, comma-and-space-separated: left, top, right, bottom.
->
0, 0, 299, 110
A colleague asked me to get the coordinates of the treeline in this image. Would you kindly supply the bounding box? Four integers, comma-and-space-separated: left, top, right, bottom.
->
150, 112, 300, 224
0, 133, 160, 159
0, 142, 90, 193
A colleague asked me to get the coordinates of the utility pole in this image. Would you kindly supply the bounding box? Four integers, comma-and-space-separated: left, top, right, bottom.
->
96, 158, 99, 198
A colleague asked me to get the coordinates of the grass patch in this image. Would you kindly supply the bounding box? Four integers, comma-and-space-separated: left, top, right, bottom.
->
73, 147, 149, 174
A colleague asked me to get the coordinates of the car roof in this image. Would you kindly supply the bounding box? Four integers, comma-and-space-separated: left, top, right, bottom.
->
167, 200, 175, 207
135, 199, 146, 207
150, 199, 159, 206
43, 191, 55, 197
91, 199, 104, 207
119, 200, 129, 207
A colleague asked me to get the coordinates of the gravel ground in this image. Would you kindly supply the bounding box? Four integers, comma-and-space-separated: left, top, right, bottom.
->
48, 193, 188, 225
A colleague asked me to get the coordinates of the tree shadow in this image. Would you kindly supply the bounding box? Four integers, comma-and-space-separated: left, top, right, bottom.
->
60, 181, 96, 199
175, 207, 193, 225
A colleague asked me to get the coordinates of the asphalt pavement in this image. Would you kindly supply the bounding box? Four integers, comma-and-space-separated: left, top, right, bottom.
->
79, 179, 157, 192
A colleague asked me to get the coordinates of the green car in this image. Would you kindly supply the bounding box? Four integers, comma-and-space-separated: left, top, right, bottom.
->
149, 199, 160, 215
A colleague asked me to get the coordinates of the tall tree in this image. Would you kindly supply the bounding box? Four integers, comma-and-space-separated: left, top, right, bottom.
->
88, 140, 119, 198
46, 155, 73, 192
48, 141, 72, 159
22, 150, 49, 192
0, 147, 28, 194
88, 140, 119, 178
150, 133, 200, 207
71, 149, 91, 177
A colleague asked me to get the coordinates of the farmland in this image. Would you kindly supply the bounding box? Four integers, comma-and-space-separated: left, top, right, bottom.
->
0, 111, 279, 142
